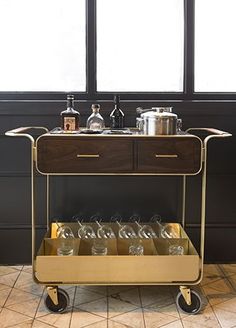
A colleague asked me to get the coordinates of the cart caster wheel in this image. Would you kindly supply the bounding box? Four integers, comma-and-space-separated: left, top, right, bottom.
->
44, 288, 69, 313
176, 290, 202, 314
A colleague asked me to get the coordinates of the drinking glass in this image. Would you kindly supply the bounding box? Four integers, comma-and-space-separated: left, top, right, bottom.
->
116, 221, 137, 239
55, 223, 75, 256
57, 239, 74, 256
134, 221, 158, 239
77, 220, 96, 239
95, 220, 116, 239
150, 215, 179, 238
168, 244, 184, 255
129, 239, 144, 256
91, 239, 108, 256
56, 223, 75, 239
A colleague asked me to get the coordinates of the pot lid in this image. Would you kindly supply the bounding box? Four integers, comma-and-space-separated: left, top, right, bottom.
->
141, 110, 177, 119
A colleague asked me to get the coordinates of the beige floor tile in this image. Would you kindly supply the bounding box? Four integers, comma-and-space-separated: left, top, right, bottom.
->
0, 283, 11, 292
74, 287, 105, 307
79, 285, 107, 296
0, 271, 20, 287
32, 320, 56, 328
14, 271, 44, 296
143, 308, 178, 328
10, 265, 23, 271
70, 309, 105, 328
111, 308, 145, 328
0, 287, 11, 307
182, 321, 217, 328
214, 297, 236, 314
201, 265, 224, 286
227, 274, 236, 290
76, 297, 108, 319
37, 311, 72, 328
109, 288, 141, 307
202, 279, 235, 306
108, 297, 138, 319
0, 266, 18, 276
85, 320, 108, 328
108, 320, 132, 328
146, 301, 180, 319
219, 264, 236, 277
0, 308, 32, 328
162, 321, 184, 328
140, 285, 173, 307
5, 288, 39, 307
11, 320, 34, 327
6, 295, 41, 318
22, 265, 33, 274
181, 304, 221, 328
213, 307, 236, 328
107, 286, 136, 296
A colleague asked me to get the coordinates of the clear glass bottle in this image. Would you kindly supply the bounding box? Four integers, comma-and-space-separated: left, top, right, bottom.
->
86, 104, 105, 130
110, 95, 124, 129
61, 94, 80, 131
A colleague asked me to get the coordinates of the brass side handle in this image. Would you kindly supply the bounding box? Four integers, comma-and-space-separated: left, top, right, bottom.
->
77, 154, 100, 158
155, 154, 178, 158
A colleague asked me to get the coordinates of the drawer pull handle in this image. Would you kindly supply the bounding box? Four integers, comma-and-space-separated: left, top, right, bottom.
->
155, 154, 178, 158
77, 154, 100, 158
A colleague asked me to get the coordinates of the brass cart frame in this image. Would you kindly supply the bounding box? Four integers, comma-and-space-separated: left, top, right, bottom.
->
5, 126, 231, 314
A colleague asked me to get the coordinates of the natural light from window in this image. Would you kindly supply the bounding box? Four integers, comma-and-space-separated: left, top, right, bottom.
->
195, 0, 236, 92
97, 0, 184, 92
0, 0, 86, 92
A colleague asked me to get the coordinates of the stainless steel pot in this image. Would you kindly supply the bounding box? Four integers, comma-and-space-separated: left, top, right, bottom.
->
136, 107, 178, 135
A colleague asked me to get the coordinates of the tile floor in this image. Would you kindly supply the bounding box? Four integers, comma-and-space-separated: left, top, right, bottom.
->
1, 264, 236, 327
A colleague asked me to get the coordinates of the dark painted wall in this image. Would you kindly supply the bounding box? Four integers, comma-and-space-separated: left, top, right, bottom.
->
0, 100, 235, 264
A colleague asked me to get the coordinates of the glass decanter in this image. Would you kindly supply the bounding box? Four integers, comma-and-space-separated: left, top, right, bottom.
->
150, 215, 179, 238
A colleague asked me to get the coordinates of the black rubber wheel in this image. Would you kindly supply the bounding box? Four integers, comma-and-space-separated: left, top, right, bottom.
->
176, 290, 202, 314
44, 288, 69, 313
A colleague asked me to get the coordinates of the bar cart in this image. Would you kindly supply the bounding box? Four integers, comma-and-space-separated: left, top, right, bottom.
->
5, 126, 231, 314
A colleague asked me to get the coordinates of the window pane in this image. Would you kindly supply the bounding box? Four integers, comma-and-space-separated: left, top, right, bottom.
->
195, 0, 236, 92
97, 0, 184, 92
0, 0, 85, 92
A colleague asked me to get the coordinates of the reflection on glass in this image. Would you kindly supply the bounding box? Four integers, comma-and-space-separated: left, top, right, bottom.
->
168, 244, 184, 256
96, 220, 116, 239
91, 239, 108, 256
116, 221, 137, 239
77, 221, 96, 239
129, 239, 144, 256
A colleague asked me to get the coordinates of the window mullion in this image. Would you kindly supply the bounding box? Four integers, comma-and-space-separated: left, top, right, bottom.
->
184, 0, 194, 99
86, 0, 97, 98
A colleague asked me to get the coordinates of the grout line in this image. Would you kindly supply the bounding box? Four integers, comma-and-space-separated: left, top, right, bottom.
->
68, 286, 77, 328
138, 286, 147, 328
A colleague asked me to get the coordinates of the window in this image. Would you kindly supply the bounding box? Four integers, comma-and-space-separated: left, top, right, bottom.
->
97, 0, 184, 92
195, 0, 236, 92
0, 0, 86, 92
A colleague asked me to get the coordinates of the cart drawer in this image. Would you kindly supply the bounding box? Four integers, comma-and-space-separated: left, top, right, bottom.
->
36, 137, 133, 173
136, 137, 202, 174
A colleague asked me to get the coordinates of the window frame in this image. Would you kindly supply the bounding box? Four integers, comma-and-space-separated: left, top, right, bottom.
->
0, 0, 235, 101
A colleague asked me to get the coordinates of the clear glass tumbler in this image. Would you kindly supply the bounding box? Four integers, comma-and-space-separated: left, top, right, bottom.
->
91, 239, 108, 256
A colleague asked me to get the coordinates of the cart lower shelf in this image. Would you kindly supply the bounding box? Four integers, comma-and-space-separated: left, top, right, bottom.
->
35, 222, 200, 285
